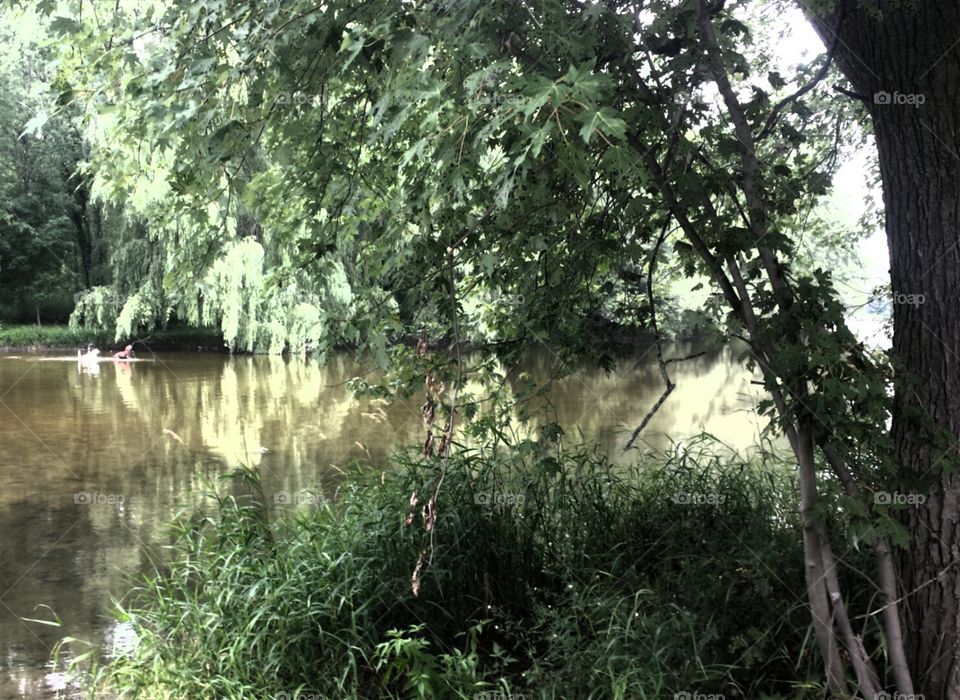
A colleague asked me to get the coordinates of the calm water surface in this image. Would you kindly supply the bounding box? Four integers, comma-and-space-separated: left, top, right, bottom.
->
0, 346, 765, 698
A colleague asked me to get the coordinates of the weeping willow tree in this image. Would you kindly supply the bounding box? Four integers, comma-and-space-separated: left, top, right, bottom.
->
57, 2, 362, 353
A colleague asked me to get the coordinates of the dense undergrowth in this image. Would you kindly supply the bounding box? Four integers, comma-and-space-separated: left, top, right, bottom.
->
68, 438, 867, 699
0, 323, 112, 348
0, 324, 223, 350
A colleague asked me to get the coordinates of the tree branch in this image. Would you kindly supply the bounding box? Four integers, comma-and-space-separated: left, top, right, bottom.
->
625, 221, 675, 451
756, 12, 843, 143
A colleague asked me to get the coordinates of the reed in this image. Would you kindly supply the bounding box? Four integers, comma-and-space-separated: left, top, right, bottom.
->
71, 436, 861, 699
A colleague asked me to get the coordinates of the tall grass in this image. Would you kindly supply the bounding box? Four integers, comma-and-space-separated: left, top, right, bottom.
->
0, 324, 112, 348
0, 324, 223, 350
71, 437, 852, 699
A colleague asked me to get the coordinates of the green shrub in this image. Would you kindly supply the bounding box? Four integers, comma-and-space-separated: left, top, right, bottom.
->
70, 437, 844, 699
0, 323, 223, 350
0, 323, 112, 348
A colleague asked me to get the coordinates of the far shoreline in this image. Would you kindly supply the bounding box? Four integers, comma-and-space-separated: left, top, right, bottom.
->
0, 324, 227, 354
0, 321, 722, 358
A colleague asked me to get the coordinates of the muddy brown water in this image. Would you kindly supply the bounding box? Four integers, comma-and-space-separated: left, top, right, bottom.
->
0, 346, 764, 698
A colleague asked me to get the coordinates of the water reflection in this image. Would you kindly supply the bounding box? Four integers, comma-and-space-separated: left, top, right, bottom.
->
0, 345, 764, 697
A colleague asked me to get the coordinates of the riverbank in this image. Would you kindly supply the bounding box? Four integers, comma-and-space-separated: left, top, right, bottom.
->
63, 438, 855, 699
1, 318, 718, 358
0, 345, 769, 697
0, 324, 226, 353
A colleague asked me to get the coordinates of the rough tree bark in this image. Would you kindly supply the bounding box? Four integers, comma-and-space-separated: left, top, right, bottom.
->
806, 3, 960, 697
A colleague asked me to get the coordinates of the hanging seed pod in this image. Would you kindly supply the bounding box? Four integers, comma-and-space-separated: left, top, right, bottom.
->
421, 400, 436, 426
423, 432, 434, 457
403, 491, 419, 527
438, 432, 452, 457
423, 496, 436, 532
411, 549, 425, 597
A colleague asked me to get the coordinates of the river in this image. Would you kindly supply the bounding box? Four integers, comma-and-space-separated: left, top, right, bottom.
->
0, 345, 765, 698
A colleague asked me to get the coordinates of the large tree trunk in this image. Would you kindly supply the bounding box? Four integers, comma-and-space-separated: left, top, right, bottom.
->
807, 3, 960, 697
880, 99, 960, 700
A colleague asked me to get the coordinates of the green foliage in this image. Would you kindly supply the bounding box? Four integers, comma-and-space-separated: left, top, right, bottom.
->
70, 439, 846, 699
192, 237, 354, 354
70, 286, 121, 333
38, 0, 865, 360
0, 322, 222, 349
0, 8, 99, 321
0, 323, 111, 348
374, 624, 487, 700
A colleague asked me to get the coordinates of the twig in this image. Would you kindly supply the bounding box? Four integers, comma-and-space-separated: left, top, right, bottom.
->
411, 242, 463, 596
664, 349, 710, 365
832, 83, 870, 103
756, 24, 842, 143
428, 245, 463, 567
625, 221, 674, 451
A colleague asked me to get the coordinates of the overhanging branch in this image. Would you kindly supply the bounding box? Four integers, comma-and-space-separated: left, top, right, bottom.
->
625, 220, 674, 451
